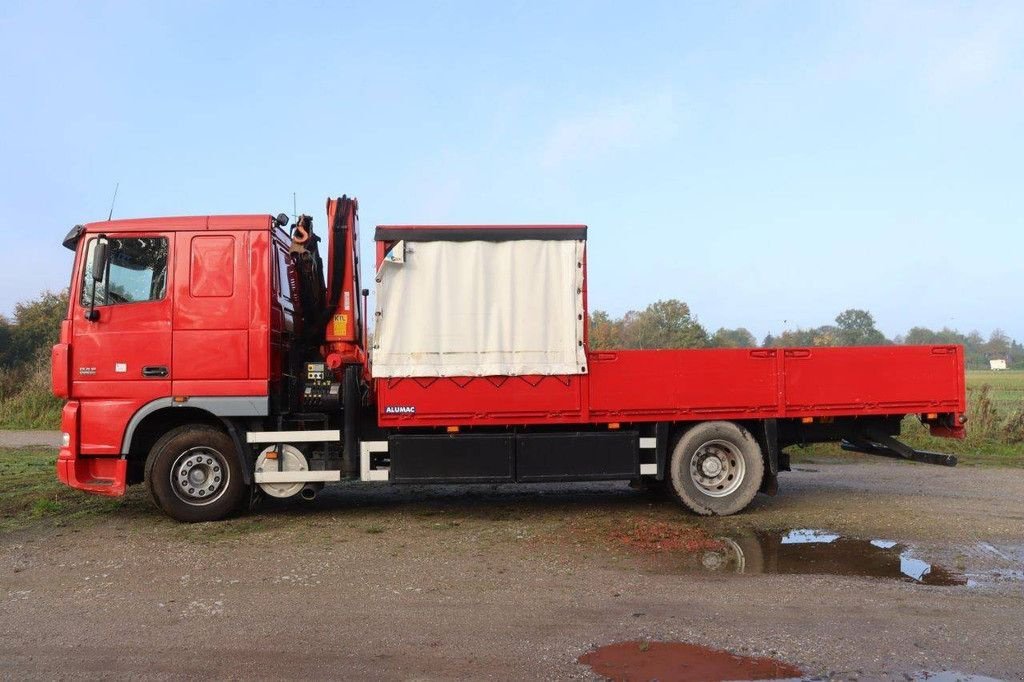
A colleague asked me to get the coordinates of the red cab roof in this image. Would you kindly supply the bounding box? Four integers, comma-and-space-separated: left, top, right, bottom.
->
83, 214, 275, 234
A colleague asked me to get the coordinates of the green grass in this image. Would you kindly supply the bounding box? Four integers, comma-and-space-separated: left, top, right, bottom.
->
962, 369, 1024, 456
966, 368, 1024, 390
0, 358, 63, 429
0, 447, 127, 532
0, 390, 63, 429
966, 369, 1024, 415
898, 418, 1022, 466
0, 446, 278, 538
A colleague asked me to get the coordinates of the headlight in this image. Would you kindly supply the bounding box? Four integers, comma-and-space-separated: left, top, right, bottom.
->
61, 432, 71, 447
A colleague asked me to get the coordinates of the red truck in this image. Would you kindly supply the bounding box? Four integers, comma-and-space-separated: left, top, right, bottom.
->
51, 196, 966, 522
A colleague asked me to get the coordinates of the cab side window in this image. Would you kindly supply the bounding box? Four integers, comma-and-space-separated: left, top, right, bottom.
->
81, 237, 169, 307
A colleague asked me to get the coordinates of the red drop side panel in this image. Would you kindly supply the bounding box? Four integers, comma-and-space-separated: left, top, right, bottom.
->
375, 345, 964, 428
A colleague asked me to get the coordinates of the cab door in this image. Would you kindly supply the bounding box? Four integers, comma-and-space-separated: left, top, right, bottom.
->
171, 231, 252, 394
71, 233, 173, 454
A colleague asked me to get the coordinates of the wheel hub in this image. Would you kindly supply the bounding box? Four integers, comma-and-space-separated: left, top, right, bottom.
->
701, 457, 723, 477
689, 440, 746, 498
171, 448, 227, 505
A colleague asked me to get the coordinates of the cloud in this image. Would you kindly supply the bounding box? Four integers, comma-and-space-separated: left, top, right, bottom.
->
539, 90, 678, 170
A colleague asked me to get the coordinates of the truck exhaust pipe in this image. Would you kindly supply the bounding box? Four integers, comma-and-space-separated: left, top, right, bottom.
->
300, 484, 322, 501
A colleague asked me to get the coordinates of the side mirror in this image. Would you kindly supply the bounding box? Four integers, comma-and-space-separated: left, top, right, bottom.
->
84, 237, 108, 322
91, 240, 108, 282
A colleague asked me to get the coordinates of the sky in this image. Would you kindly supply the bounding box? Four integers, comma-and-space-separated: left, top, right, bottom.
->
1, 1, 1021, 342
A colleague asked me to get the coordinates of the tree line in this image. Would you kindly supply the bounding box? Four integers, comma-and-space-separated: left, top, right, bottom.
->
590, 299, 1022, 370
0, 290, 69, 370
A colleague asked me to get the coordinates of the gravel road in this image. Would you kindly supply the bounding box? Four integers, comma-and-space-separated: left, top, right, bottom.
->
1, 458, 1022, 680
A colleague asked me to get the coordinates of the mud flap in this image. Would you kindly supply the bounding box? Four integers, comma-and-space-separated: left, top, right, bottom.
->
220, 418, 253, 485
758, 419, 780, 495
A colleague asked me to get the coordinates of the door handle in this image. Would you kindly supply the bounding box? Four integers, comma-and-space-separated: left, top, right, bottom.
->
142, 366, 168, 377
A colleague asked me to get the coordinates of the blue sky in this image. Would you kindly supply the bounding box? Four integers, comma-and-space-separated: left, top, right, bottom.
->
1, 1, 1021, 342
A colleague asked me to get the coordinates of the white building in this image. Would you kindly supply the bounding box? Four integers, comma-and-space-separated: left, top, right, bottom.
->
990, 359, 1008, 371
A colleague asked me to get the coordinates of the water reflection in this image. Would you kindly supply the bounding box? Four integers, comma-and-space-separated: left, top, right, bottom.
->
779, 529, 840, 544
697, 529, 967, 586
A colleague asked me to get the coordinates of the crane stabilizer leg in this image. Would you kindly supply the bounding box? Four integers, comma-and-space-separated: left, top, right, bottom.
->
840, 430, 958, 467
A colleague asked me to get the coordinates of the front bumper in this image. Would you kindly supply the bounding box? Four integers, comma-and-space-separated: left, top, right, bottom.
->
56, 401, 127, 497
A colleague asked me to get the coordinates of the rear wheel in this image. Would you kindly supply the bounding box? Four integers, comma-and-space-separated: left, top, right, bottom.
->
667, 421, 764, 516
145, 425, 248, 522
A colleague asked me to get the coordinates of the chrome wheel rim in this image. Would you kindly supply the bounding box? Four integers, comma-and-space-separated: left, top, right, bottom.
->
690, 439, 745, 498
171, 447, 228, 506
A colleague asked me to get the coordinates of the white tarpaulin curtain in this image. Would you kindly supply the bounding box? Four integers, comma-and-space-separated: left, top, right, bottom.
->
372, 239, 587, 377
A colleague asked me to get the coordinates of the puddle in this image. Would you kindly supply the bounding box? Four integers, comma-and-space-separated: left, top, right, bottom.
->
604, 521, 1023, 587
673, 529, 968, 585
578, 640, 802, 681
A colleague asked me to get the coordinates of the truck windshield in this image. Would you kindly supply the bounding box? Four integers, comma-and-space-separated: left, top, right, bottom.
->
81, 237, 169, 306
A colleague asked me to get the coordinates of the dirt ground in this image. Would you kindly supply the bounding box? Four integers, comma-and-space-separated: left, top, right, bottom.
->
1, 453, 1022, 680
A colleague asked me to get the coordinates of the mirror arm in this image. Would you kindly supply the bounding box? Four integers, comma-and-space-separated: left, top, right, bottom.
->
84, 279, 99, 322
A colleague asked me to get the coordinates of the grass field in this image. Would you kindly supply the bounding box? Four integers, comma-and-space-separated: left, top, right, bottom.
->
966, 369, 1024, 411
0, 447, 129, 532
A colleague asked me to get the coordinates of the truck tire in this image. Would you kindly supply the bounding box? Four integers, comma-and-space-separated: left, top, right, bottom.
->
667, 421, 764, 516
144, 425, 248, 523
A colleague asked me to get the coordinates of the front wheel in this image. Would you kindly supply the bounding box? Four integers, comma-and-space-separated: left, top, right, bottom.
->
667, 421, 764, 516
145, 425, 248, 522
